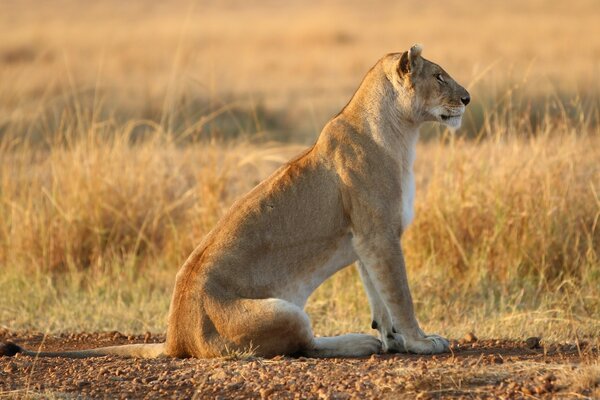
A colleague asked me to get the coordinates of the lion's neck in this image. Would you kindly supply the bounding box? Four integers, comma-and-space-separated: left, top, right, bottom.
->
342, 74, 420, 159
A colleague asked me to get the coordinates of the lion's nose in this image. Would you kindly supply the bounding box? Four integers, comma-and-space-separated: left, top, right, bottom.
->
461, 95, 470, 106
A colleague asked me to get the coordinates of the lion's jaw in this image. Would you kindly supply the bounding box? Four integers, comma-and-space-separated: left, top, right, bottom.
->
428, 104, 466, 129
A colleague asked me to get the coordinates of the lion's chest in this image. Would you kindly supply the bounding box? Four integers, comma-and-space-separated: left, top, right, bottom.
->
400, 167, 416, 231
398, 138, 417, 231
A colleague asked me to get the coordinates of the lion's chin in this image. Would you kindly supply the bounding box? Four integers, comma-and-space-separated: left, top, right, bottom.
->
440, 114, 463, 130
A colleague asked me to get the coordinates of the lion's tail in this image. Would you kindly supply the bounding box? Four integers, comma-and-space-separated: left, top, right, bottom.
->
0, 341, 166, 359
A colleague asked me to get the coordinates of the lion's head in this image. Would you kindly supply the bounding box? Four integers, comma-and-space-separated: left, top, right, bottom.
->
383, 45, 470, 129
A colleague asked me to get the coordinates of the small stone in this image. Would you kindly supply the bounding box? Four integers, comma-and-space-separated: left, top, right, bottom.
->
227, 382, 243, 390
142, 376, 158, 384
211, 369, 227, 380
522, 386, 533, 395
260, 388, 274, 399
525, 337, 541, 349
463, 332, 478, 343
534, 385, 547, 394
542, 373, 556, 382
3, 363, 17, 373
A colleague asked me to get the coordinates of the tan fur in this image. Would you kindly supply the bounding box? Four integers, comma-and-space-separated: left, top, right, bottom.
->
1, 45, 470, 359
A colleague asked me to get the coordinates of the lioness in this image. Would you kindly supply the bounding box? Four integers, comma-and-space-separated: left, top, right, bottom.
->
1, 45, 470, 359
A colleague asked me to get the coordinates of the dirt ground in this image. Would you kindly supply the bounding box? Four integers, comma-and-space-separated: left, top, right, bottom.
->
0, 330, 598, 399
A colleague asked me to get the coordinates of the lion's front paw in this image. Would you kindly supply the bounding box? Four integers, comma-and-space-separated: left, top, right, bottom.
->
403, 333, 450, 354
382, 332, 407, 353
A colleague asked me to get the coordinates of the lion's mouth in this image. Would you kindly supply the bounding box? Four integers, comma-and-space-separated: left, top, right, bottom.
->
441, 114, 462, 121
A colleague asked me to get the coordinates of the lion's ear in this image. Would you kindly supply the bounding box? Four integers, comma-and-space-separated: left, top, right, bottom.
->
398, 51, 410, 76
408, 44, 423, 71
398, 44, 423, 77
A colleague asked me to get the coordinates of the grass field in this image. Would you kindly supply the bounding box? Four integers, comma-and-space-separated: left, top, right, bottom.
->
0, 0, 599, 397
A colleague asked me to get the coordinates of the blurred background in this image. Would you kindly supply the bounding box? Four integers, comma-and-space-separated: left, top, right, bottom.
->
2, 0, 599, 141
0, 0, 598, 341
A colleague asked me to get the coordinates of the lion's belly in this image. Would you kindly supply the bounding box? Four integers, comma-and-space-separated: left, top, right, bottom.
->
276, 234, 357, 308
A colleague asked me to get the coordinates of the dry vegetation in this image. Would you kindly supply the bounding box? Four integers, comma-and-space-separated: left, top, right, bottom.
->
1, 123, 598, 338
0, 0, 599, 397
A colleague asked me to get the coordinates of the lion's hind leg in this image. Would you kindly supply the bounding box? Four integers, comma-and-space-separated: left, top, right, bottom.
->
215, 298, 381, 358
214, 298, 314, 358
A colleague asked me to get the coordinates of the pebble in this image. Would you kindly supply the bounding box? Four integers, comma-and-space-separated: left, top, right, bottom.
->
3, 363, 16, 373
525, 337, 541, 349
463, 332, 478, 343
211, 369, 228, 380
492, 355, 504, 364
260, 387, 274, 399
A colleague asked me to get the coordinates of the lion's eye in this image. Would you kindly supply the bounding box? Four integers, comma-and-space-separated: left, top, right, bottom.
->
436, 74, 445, 84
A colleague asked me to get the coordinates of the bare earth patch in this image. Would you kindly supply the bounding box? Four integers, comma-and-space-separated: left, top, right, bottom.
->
0, 330, 598, 399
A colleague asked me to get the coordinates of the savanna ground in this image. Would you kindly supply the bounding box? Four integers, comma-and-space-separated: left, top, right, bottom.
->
1, 0, 599, 398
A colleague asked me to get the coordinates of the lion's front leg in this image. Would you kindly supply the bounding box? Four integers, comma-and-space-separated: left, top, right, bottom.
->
356, 261, 406, 353
353, 233, 449, 354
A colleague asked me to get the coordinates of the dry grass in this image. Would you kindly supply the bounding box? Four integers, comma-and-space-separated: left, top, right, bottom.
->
1, 108, 598, 340
0, 0, 598, 347
2, 0, 600, 141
